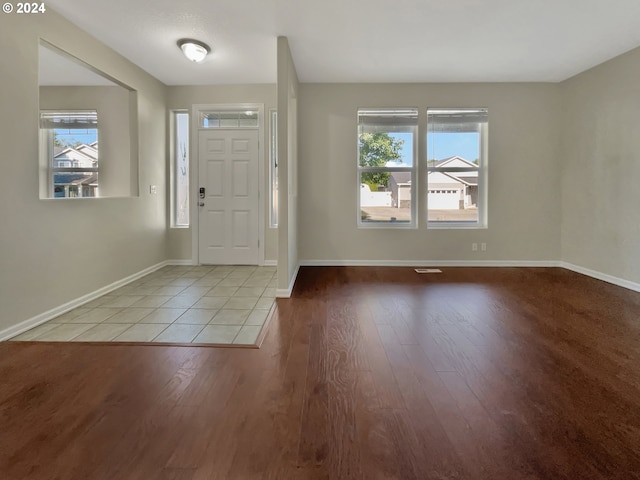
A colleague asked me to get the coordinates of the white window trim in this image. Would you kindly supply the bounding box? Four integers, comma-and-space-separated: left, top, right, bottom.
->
41, 110, 99, 199
426, 108, 488, 230
357, 108, 418, 229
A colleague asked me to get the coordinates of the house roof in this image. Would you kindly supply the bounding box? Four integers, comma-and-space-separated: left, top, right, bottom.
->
390, 158, 478, 186
390, 172, 411, 185
455, 175, 478, 186
54, 143, 99, 162
429, 156, 478, 169
440, 172, 476, 187
76, 144, 98, 159
54, 173, 98, 185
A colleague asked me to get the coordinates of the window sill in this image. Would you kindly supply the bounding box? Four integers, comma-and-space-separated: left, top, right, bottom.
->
358, 222, 417, 230
427, 222, 487, 230
39, 196, 139, 201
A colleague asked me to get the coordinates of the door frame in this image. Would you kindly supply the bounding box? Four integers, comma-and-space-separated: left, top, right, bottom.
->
191, 103, 265, 266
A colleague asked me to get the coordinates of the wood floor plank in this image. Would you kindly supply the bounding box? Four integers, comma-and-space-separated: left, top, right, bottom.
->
326, 298, 370, 372
257, 299, 313, 480
2, 266, 640, 479
356, 306, 406, 409
377, 324, 470, 479
296, 323, 330, 474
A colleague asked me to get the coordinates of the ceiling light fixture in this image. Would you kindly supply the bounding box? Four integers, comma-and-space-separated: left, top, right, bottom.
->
177, 39, 211, 63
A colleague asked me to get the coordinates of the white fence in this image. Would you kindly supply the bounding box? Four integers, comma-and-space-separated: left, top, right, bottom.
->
360, 184, 393, 207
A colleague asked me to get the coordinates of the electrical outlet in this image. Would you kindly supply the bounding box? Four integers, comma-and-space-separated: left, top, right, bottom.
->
150, 185, 157, 194
481, 242, 487, 251
472, 243, 478, 251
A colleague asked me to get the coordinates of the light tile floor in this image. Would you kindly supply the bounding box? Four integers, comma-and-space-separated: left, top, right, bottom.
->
10, 265, 277, 346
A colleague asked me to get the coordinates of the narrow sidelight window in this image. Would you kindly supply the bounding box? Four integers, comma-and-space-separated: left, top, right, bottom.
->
269, 109, 278, 227
173, 111, 189, 227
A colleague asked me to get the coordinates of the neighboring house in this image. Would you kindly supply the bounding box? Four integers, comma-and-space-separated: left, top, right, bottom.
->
389, 171, 411, 208
52, 142, 99, 197
54, 144, 97, 168
76, 141, 98, 161
427, 156, 478, 209
389, 156, 479, 210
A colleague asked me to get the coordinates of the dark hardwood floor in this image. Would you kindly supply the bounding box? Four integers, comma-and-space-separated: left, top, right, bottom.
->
2, 266, 640, 479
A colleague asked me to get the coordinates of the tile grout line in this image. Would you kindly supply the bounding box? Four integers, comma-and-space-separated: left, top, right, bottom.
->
11, 265, 277, 345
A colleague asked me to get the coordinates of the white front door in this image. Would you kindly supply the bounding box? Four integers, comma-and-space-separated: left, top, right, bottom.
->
198, 129, 259, 265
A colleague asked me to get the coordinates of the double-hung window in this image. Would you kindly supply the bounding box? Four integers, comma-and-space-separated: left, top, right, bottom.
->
357, 108, 417, 227
427, 108, 488, 228
40, 110, 99, 198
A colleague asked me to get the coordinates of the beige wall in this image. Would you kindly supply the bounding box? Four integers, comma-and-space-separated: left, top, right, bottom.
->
277, 37, 300, 293
0, 10, 167, 334
166, 84, 277, 263
561, 46, 640, 282
39, 86, 134, 197
297, 83, 562, 263
2, 9, 639, 336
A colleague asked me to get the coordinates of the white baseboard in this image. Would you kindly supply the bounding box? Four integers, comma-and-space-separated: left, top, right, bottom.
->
168, 259, 275, 267
560, 262, 640, 293
276, 263, 300, 298
298, 259, 640, 294
275, 260, 558, 298
5, 257, 637, 342
0, 261, 172, 342
299, 259, 561, 268
166, 259, 195, 266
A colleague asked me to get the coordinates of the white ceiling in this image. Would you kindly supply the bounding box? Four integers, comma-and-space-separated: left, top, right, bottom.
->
46, 0, 640, 85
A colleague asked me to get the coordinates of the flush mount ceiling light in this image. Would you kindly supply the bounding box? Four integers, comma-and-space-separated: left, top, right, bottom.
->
177, 39, 211, 63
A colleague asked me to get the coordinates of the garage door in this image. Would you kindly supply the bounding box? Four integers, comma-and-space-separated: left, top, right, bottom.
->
428, 189, 460, 210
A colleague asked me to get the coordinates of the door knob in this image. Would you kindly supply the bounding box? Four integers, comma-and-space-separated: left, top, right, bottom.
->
199, 202, 205, 207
